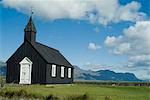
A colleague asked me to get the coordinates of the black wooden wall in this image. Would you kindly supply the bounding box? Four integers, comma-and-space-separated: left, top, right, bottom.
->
6, 41, 46, 84
6, 41, 74, 84
46, 64, 73, 84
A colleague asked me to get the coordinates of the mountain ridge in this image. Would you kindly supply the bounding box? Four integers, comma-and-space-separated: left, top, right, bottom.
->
74, 66, 141, 82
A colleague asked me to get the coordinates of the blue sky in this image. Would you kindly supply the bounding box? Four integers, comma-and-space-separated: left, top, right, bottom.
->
0, 0, 150, 80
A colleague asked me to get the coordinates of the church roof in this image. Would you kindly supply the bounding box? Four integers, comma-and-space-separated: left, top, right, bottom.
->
24, 16, 37, 33
7, 16, 73, 68
33, 42, 73, 68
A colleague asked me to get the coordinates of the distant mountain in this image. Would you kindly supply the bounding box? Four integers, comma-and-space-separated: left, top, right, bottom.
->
0, 61, 6, 76
74, 66, 141, 82
0, 61, 142, 82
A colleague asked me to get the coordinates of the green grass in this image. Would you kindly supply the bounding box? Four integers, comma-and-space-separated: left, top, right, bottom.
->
0, 84, 149, 100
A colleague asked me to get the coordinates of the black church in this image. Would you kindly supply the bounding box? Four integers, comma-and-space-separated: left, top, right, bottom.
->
6, 16, 74, 84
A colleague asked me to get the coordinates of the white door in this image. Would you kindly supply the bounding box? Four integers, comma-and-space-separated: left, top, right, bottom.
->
19, 57, 32, 84
20, 64, 31, 84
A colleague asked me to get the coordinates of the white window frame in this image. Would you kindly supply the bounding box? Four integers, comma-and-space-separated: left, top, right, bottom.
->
51, 64, 56, 77
68, 68, 71, 78
61, 66, 65, 78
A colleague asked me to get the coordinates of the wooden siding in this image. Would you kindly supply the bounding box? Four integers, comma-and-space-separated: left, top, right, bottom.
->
46, 64, 73, 84
6, 41, 46, 84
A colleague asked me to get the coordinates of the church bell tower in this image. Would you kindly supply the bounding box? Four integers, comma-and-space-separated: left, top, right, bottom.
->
24, 16, 36, 44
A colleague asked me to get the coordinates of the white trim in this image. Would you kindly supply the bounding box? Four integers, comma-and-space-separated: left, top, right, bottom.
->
68, 68, 71, 78
51, 64, 56, 77
61, 66, 65, 78
19, 57, 32, 84
19, 57, 32, 64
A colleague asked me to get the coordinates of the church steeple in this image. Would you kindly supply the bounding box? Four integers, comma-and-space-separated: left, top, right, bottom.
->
24, 16, 36, 33
24, 16, 36, 44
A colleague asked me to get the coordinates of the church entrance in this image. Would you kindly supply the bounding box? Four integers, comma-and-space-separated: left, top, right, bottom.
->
19, 57, 32, 84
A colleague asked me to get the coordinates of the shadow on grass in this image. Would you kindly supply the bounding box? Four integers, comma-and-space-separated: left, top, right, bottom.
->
0, 88, 90, 100
66, 94, 89, 100
0, 89, 45, 99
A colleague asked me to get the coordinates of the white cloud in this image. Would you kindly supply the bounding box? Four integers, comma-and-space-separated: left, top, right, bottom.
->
105, 21, 150, 55
2, 0, 146, 25
127, 55, 150, 68
88, 42, 101, 50
114, 43, 131, 55
104, 21, 150, 79
104, 36, 123, 46
117, 1, 145, 22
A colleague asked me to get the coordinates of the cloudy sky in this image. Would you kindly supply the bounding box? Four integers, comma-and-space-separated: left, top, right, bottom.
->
0, 0, 150, 80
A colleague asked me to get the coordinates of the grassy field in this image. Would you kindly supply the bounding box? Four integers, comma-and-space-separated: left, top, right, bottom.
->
0, 84, 149, 100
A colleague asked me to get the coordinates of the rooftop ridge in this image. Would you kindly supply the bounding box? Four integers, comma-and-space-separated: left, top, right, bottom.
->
35, 42, 59, 52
